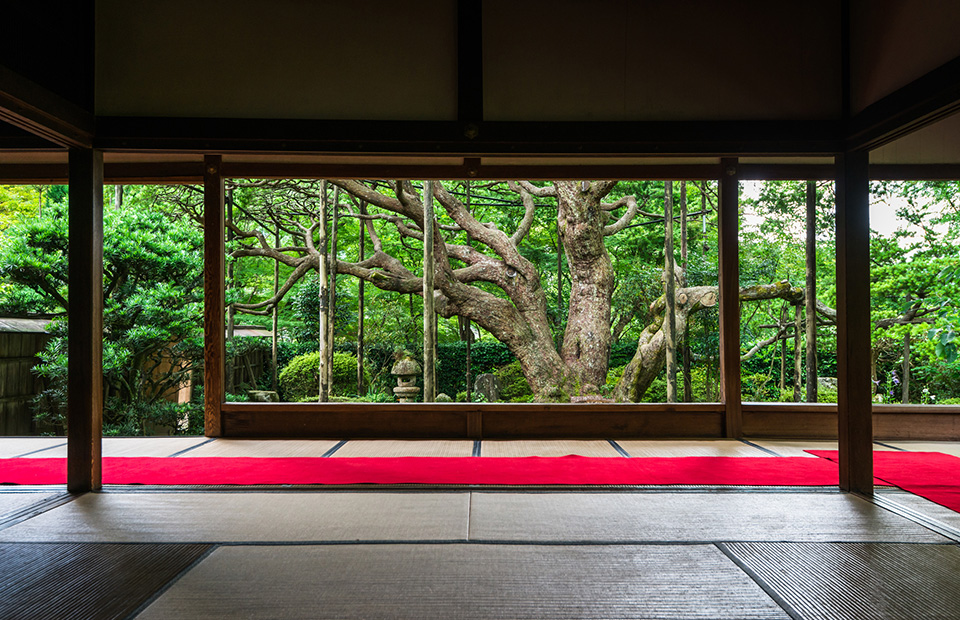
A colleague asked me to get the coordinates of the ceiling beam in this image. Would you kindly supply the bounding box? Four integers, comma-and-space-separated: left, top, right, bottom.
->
0, 64, 94, 148
846, 54, 960, 152
94, 117, 842, 156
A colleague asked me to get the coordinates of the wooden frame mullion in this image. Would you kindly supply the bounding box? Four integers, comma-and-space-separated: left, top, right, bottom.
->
203, 155, 225, 437
718, 158, 742, 437
67, 147, 103, 492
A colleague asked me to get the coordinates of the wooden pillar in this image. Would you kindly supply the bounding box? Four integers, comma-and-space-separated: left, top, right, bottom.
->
805, 180, 818, 402
422, 181, 436, 402
718, 158, 742, 437
836, 151, 873, 494
203, 155, 225, 437
67, 148, 103, 493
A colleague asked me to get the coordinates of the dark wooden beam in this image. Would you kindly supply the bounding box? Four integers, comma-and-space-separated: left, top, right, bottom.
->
0, 64, 94, 148
718, 157, 742, 438
67, 148, 103, 492
457, 0, 483, 125
835, 150, 873, 494
203, 155, 225, 437
847, 54, 960, 152
94, 117, 842, 155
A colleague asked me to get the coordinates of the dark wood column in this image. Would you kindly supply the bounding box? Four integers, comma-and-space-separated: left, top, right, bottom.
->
67, 148, 103, 492
836, 151, 873, 493
718, 158, 742, 437
204, 155, 225, 436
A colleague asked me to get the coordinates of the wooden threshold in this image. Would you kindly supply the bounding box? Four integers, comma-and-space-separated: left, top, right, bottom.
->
219, 402, 960, 441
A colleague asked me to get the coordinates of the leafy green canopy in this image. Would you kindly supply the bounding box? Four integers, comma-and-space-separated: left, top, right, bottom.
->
0, 187, 205, 434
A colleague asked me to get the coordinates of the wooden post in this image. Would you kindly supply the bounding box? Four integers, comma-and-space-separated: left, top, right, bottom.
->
718, 158, 742, 437
664, 181, 677, 403
836, 151, 873, 494
805, 180, 818, 402
203, 155, 225, 437
318, 180, 330, 402
423, 180, 436, 402
67, 148, 103, 492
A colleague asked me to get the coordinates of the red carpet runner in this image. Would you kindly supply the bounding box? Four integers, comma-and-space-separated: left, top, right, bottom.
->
2, 455, 846, 486
809, 450, 960, 513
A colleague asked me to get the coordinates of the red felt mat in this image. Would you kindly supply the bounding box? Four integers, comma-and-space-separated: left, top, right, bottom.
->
808, 450, 960, 513
0, 456, 844, 486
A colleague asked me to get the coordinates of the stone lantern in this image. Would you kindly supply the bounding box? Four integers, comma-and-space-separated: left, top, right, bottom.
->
390, 357, 422, 402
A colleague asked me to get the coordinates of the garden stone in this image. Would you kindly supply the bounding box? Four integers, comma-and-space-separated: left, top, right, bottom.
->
475, 373, 502, 402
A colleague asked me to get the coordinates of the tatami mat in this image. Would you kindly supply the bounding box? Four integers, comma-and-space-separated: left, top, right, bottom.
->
877, 488, 960, 530
480, 439, 622, 457
136, 543, 789, 620
724, 542, 960, 620
749, 440, 899, 457
0, 492, 62, 522
331, 439, 474, 458
884, 440, 960, 457
182, 438, 340, 458
467, 492, 949, 543
0, 542, 210, 620
0, 437, 65, 458
616, 439, 772, 457
8, 437, 213, 459
0, 492, 470, 543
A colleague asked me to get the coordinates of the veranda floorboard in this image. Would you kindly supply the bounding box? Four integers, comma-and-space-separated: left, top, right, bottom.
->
135, 543, 790, 620
0, 437, 65, 458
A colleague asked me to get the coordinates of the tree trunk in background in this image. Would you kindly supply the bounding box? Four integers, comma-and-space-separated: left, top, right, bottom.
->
422, 181, 436, 402
902, 333, 911, 404
680, 181, 691, 402
793, 303, 802, 402
115, 185, 123, 208
557, 182, 614, 392
779, 304, 787, 391
664, 181, 678, 403
226, 188, 235, 395
328, 186, 339, 394
357, 202, 366, 396
272, 228, 279, 392
318, 181, 330, 402
805, 180, 818, 402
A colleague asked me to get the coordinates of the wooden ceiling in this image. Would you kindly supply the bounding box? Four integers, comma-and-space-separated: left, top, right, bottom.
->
3, 1, 960, 170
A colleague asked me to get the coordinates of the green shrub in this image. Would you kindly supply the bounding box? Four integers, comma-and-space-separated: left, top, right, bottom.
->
493, 360, 532, 402
278, 351, 369, 401
938, 397, 960, 405
818, 389, 838, 403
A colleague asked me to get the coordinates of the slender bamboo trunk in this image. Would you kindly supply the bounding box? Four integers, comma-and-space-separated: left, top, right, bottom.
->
328, 186, 339, 393
272, 228, 279, 392
357, 202, 366, 396
902, 333, 911, 404
226, 187, 235, 395
465, 182, 472, 401
422, 181, 436, 402
664, 181, 677, 402
680, 181, 691, 402
805, 180, 818, 402
318, 180, 330, 402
